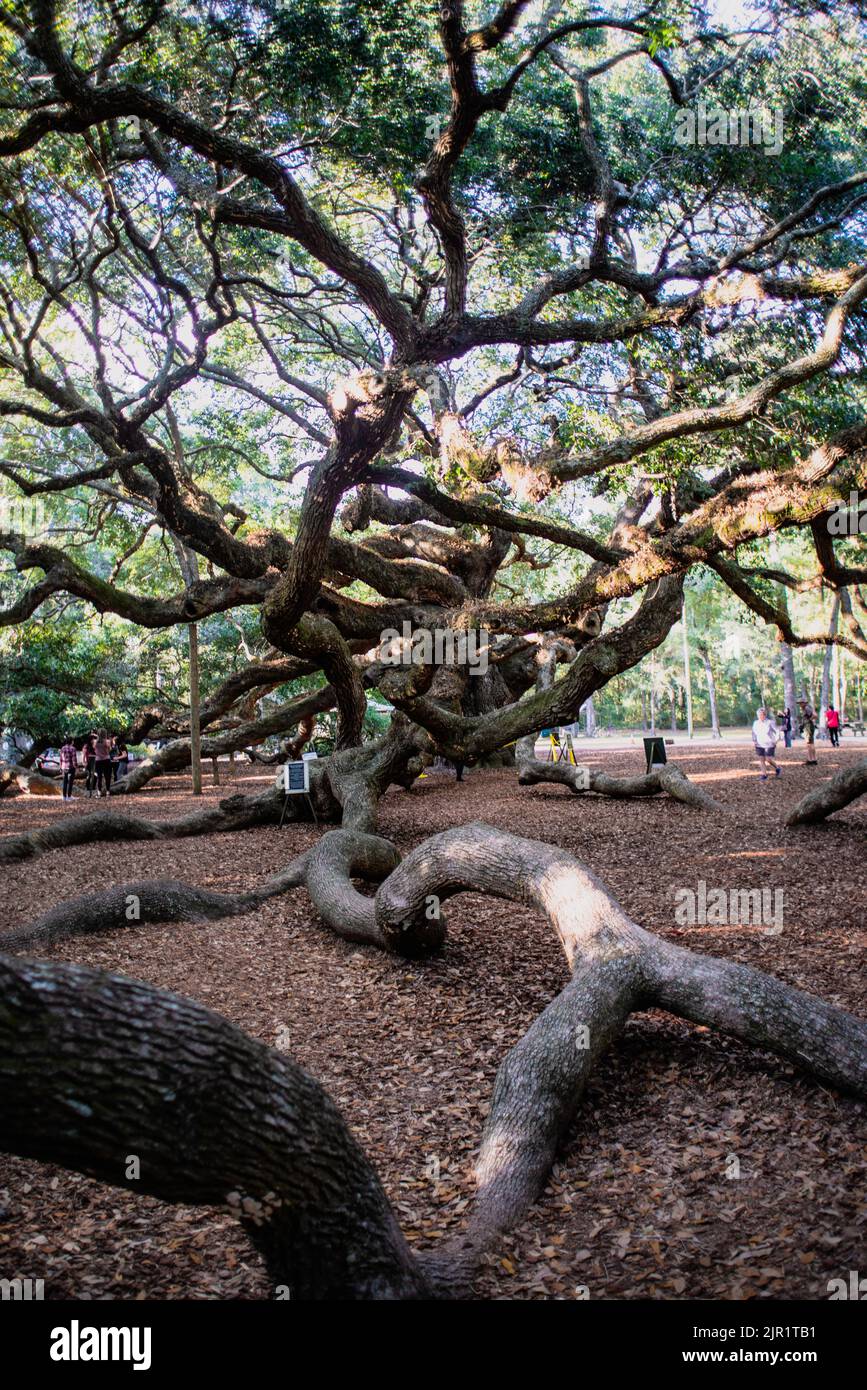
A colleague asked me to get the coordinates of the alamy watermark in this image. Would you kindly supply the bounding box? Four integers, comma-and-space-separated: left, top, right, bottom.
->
827, 1270, 866, 1299
826, 491, 867, 535
1, 1276, 44, 1300
50, 1322, 152, 1371
378, 622, 490, 675
674, 101, 784, 157
673, 880, 784, 935
0, 497, 50, 538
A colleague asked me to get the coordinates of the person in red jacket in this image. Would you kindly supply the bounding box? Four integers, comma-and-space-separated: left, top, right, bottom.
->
826, 704, 841, 747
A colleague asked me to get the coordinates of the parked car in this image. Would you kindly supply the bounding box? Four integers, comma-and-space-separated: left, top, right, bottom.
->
35, 748, 61, 775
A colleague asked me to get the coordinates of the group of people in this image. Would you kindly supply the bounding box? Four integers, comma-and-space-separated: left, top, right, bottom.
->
58, 731, 130, 801
751, 698, 844, 780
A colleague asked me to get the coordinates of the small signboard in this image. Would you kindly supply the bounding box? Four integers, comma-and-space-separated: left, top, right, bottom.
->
643, 736, 668, 774
283, 760, 310, 794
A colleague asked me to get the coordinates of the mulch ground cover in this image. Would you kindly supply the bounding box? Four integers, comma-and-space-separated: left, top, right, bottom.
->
0, 744, 864, 1300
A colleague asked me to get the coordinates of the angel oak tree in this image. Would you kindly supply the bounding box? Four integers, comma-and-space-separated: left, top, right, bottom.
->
0, 0, 865, 793
0, 0, 866, 1296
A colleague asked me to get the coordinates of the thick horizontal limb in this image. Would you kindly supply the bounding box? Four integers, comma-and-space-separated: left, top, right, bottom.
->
515, 736, 722, 811
0, 953, 427, 1300
786, 757, 867, 825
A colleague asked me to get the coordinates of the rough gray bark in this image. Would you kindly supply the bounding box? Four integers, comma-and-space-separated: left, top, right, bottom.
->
0, 785, 287, 865
0, 722, 428, 866
377, 824, 867, 1287
785, 756, 867, 825
302, 831, 403, 947
0, 954, 428, 1300
0, 856, 311, 954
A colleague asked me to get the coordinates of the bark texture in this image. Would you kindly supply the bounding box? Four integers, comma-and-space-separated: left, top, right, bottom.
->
785, 756, 867, 825
0, 723, 428, 866
0, 785, 286, 865
0, 954, 428, 1299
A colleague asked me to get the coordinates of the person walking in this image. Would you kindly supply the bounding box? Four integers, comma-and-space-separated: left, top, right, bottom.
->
779, 707, 793, 748
81, 731, 97, 797
751, 708, 781, 781
797, 698, 818, 764
93, 729, 114, 797
59, 734, 78, 801
826, 704, 841, 747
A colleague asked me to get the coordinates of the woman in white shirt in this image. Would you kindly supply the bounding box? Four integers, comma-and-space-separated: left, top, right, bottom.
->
751, 708, 781, 780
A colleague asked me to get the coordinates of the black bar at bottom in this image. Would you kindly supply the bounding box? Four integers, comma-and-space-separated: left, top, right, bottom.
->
2, 1296, 862, 1376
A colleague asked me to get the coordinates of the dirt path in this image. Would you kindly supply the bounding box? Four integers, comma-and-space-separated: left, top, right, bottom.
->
1, 745, 864, 1300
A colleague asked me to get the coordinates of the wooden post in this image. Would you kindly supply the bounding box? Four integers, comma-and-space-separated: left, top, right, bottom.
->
188, 623, 202, 797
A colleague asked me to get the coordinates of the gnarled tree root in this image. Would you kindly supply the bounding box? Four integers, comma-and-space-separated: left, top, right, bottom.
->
1, 823, 864, 1298
786, 756, 867, 825
1, 827, 442, 960
515, 736, 722, 811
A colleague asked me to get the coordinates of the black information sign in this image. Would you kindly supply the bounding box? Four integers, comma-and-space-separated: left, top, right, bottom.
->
643, 735, 667, 773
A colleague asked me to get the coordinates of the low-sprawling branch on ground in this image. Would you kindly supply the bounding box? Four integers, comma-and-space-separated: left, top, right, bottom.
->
514, 736, 723, 811
786, 757, 867, 826
2, 824, 864, 1298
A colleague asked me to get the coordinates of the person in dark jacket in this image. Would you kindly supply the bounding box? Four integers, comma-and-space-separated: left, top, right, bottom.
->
81, 731, 97, 796
111, 737, 129, 781
779, 707, 793, 748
